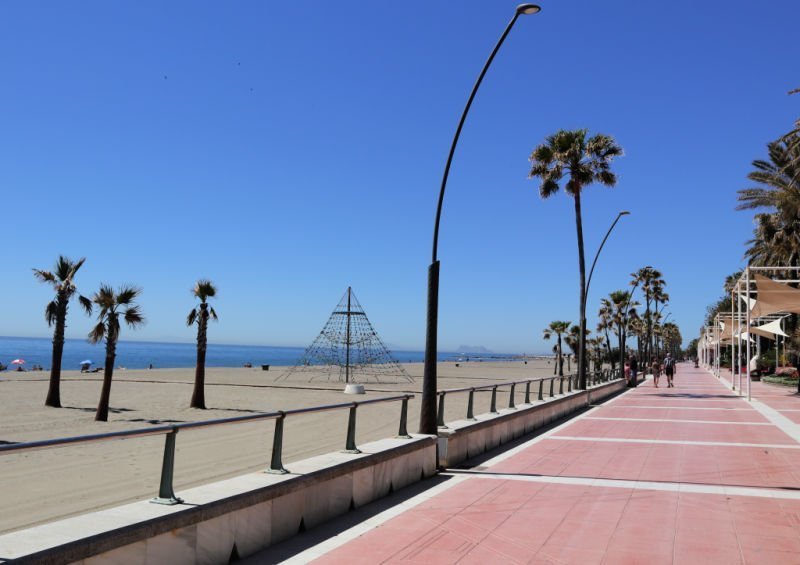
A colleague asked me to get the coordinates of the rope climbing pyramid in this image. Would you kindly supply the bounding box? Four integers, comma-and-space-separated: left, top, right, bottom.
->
278, 287, 413, 384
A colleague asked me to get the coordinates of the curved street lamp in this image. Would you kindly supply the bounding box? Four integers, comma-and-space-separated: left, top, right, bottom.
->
580, 211, 630, 389
420, 4, 541, 435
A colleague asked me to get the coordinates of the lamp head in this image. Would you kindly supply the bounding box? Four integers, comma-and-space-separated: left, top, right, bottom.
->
619, 210, 631, 216
516, 4, 541, 15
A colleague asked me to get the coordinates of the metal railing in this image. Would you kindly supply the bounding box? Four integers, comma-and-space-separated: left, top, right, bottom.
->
436, 369, 621, 428
0, 394, 413, 505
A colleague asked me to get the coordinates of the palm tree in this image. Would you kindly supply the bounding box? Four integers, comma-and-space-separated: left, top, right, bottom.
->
737, 134, 800, 222
565, 325, 590, 373
631, 267, 664, 363
89, 285, 145, 422
33, 256, 92, 408
597, 300, 616, 370
745, 213, 800, 268
187, 280, 218, 409
543, 321, 570, 377
529, 129, 623, 390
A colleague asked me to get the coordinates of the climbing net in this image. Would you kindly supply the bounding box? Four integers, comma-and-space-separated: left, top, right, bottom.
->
278, 287, 413, 384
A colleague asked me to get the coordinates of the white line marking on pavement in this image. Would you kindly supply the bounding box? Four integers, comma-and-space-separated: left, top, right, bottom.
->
604, 405, 753, 411
438, 471, 800, 501
583, 416, 771, 426
548, 436, 800, 449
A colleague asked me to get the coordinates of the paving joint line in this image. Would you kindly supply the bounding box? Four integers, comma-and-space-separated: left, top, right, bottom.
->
583, 416, 771, 425
547, 436, 800, 449
438, 470, 800, 500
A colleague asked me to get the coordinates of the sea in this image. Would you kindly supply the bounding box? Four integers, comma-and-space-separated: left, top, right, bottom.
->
0, 336, 497, 371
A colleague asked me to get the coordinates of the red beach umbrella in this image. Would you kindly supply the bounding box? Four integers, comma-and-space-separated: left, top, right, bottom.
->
11, 359, 25, 365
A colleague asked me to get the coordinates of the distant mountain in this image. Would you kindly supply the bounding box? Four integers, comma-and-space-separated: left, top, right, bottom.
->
456, 345, 493, 354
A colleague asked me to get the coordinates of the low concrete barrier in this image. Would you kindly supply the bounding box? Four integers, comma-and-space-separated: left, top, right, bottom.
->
437, 379, 626, 468
0, 435, 436, 564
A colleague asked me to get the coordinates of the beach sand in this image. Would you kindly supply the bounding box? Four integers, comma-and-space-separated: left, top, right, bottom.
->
0, 359, 562, 534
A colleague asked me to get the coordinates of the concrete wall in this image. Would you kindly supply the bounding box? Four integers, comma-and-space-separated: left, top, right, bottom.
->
0, 435, 436, 565
437, 379, 626, 468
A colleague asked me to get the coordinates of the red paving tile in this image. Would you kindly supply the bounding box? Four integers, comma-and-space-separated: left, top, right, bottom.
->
311, 365, 800, 564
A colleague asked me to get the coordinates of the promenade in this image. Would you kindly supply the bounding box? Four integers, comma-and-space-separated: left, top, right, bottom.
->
265, 363, 800, 564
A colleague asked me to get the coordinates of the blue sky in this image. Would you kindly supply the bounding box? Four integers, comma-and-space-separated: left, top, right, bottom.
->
1, 1, 797, 353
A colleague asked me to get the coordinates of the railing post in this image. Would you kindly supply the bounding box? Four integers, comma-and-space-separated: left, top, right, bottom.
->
267, 412, 289, 474
524, 381, 531, 404
437, 392, 448, 428
567, 374, 573, 392
343, 403, 361, 454
151, 428, 183, 505
559, 376, 564, 395
490, 386, 498, 414
397, 397, 411, 439
549, 377, 555, 398
508, 383, 516, 409
466, 388, 476, 420
538, 379, 544, 401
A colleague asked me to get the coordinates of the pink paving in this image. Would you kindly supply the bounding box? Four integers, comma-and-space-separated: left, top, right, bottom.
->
312, 364, 800, 564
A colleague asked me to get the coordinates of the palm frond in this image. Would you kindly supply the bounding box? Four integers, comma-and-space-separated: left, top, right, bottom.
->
116, 286, 142, 305
45, 301, 59, 326
33, 269, 56, 284
92, 284, 116, 309
124, 305, 145, 327
209, 306, 218, 321
88, 322, 106, 344
78, 295, 93, 315
186, 308, 198, 327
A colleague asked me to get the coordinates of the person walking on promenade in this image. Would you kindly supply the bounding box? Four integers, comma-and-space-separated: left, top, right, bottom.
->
664, 352, 676, 388
629, 355, 639, 386
651, 358, 661, 387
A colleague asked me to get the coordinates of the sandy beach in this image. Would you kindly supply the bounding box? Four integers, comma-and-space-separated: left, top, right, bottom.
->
0, 358, 561, 534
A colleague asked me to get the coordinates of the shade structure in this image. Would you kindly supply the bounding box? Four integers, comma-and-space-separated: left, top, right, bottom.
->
10, 359, 24, 365
748, 274, 800, 317
748, 318, 788, 341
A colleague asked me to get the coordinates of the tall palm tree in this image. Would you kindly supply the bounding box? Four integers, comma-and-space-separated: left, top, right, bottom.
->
737, 134, 800, 221
187, 280, 218, 409
543, 321, 571, 377
529, 129, 623, 390
89, 285, 145, 422
33, 256, 92, 408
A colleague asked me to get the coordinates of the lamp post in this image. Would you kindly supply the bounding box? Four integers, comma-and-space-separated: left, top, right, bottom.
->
580, 211, 630, 389
420, 4, 541, 435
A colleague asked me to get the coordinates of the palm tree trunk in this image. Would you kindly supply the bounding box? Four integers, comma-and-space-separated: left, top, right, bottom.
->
191, 308, 208, 409
45, 300, 67, 408
557, 335, 564, 377
96, 335, 117, 422
573, 192, 588, 389
604, 329, 614, 370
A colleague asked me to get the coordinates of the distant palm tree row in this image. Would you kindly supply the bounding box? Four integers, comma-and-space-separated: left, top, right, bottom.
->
543, 265, 681, 375
33, 256, 218, 421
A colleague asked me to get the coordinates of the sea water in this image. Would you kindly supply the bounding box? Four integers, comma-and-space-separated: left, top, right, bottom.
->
0, 336, 466, 371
